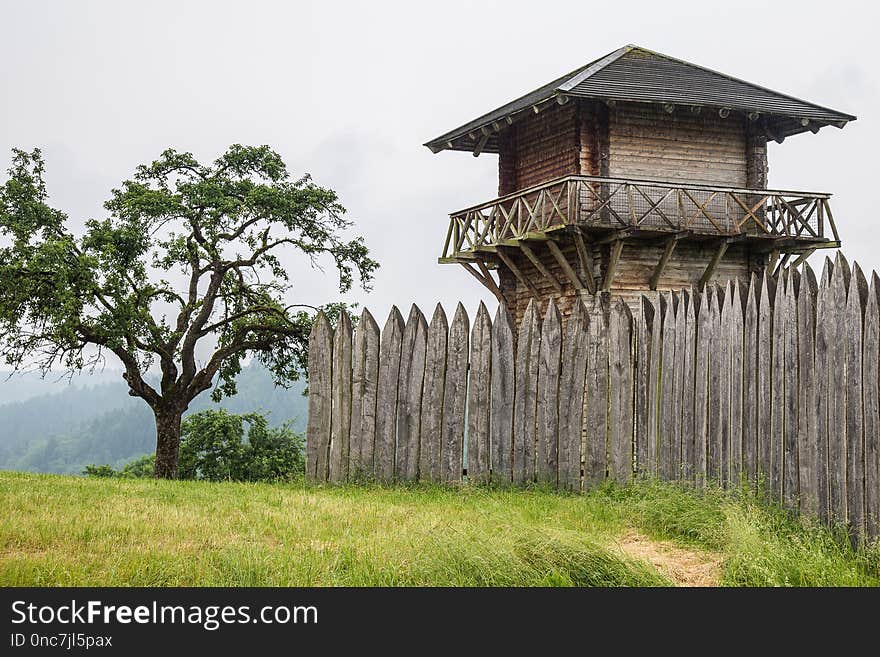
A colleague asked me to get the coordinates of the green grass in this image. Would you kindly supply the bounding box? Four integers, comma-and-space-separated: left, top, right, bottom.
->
0, 471, 877, 586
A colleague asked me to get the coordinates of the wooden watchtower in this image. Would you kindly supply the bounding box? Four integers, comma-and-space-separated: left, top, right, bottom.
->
425, 45, 855, 328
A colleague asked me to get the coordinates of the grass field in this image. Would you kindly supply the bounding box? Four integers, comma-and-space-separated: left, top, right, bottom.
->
1, 471, 877, 586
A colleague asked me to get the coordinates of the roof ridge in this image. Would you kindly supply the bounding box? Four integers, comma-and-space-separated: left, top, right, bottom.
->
610, 45, 856, 121
556, 45, 633, 93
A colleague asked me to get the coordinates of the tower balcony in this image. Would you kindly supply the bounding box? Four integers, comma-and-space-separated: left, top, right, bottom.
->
439, 175, 839, 265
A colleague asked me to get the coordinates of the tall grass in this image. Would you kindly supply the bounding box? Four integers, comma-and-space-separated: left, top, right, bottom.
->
0, 471, 876, 586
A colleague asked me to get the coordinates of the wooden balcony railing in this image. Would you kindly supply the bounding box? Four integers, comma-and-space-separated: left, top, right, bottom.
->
441, 175, 838, 259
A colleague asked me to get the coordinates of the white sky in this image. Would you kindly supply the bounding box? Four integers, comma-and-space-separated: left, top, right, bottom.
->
2, 0, 877, 336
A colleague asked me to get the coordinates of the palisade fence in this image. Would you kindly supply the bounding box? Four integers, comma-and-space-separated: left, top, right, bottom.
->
306, 253, 880, 543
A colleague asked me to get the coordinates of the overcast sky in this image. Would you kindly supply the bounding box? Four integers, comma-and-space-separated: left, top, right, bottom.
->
2, 0, 877, 357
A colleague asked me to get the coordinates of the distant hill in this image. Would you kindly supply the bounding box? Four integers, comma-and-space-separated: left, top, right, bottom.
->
0, 363, 308, 475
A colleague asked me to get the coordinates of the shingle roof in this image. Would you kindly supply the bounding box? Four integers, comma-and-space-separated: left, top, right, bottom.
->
425, 45, 856, 154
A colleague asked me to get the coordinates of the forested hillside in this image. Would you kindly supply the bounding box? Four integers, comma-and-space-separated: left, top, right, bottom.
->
0, 363, 308, 474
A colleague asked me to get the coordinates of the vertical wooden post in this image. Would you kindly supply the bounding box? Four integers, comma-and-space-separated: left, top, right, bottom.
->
757, 273, 773, 496
306, 311, 333, 483
635, 297, 655, 475
375, 307, 405, 483
728, 281, 745, 486
349, 309, 380, 479
420, 305, 449, 483
467, 302, 492, 484
658, 292, 677, 480
845, 264, 868, 543
441, 303, 469, 484
513, 300, 541, 485
828, 256, 850, 524
694, 290, 710, 488
743, 273, 759, 488
559, 301, 590, 491
490, 306, 516, 484
864, 273, 880, 541
585, 294, 611, 487
329, 312, 353, 483
536, 300, 563, 486
770, 273, 786, 502
396, 305, 428, 482
797, 266, 819, 516
609, 298, 634, 484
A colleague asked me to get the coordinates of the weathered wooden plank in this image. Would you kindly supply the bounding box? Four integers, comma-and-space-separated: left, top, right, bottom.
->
349, 308, 380, 479
647, 294, 665, 477
865, 273, 880, 540
707, 286, 724, 483
718, 281, 733, 486
728, 280, 745, 486
536, 299, 563, 486
681, 291, 697, 483
828, 256, 848, 524
673, 290, 687, 478
694, 290, 710, 488
743, 273, 759, 488
756, 273, 773, 496
396, 305, 428, 482
609, 297, 634, 484
306, 311, 333, 483
419, 305, 448, 483
513, 300, 541, 485
585, 294, 611, 487
845, 263, 867, 542
815, 257, 833, 522
466, 302, 492, 485
490, 306, 516, 484
770, 272, 786, 502
375, 307, 404, 483
658, 292, 677, 481
329, 312, 353, 483
797, 265, 819, 516
635, 297, 654, 475
441, 303, 469, 484
559, 300, 589, 491
783, 270, 800, 510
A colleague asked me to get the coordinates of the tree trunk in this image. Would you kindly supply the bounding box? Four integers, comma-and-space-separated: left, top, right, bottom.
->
153, 407, 184, 479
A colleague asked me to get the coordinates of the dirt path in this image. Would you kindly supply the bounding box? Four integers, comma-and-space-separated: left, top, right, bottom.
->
613, 531, 723, 587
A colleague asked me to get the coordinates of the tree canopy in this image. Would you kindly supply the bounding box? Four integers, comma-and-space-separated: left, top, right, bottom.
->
0, 145, 377, 477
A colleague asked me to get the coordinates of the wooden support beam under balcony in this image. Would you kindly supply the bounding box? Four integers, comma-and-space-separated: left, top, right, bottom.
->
603, 238, 626, 291
699, 240, 730, 289
571, 228, 596, 294
497, 248, 541, 301
547, 239, 585, 291
650, 231, 690, 290
518, 242, 563, 293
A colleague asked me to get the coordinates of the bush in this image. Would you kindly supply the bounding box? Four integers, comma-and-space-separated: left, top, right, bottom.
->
84, 410, 304, 482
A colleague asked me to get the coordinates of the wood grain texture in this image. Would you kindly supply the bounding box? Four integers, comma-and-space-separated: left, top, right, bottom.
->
757, 273, 773, 496
441, 303, 469, 484
585, 294, 611, 487
770, 273, 786, 502
609, 297, 634, 484
694, 290, 710, 488
329, 312, 353, 483
707, 286, 723, 483
728, 281, 745, 486
783, 270, 800, 509
797, 266, 819, 516
743, 273, 759, 487
865, 273, 880, 540
845, 264, 867, 542
396, 305, 428, 482
682, 291, 697, 483
828, 257, 848, 523
490, 306, 516, 484
559, 300, 589, 490
375, 307, 405, 483
467, 302, 492, 484
815, 258, 833, 523
306, 311, 333, 483
635, 297, 655, 475
513, 300, 541, 485
420, 305, 448, 483
647, 294, 665, 476
536, 300, 562, 486
349, 309, 380, 479
673, 290, 687, 478
718, 282, 733, 486
658, 292, 677, 480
